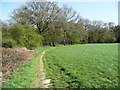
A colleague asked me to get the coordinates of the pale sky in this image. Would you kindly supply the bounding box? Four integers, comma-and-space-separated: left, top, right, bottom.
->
0, 1, 119, 25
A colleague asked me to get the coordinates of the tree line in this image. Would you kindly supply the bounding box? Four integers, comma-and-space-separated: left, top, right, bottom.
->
1, 1, 120, 49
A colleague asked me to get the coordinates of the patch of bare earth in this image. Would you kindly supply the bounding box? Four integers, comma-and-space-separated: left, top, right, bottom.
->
2, 47, 36, 84
33, 51, 51, 88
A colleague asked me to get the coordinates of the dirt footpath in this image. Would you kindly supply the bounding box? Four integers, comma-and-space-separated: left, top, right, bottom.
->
34, 50, 51, 88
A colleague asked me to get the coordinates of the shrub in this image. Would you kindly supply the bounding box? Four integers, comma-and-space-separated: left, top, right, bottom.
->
22, 24, 42, 49
9, 23, 25, 46
2, 38, 16, 48
8, 23, 42, 49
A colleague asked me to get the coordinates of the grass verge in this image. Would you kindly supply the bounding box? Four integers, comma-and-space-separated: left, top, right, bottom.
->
2, 51, 41, 88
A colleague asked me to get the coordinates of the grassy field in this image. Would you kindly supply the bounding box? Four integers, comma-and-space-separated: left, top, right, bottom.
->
43, 43, 118, 88
2, 43, 118, 88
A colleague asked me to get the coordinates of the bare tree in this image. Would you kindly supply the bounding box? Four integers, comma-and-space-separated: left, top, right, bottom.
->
11, 1, 61, 34
82, 18, 91, 31
108, 22, 115, 29
92, 20, 104, 28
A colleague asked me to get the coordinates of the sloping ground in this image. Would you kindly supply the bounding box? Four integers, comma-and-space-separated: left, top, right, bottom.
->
2, 47, 36, 84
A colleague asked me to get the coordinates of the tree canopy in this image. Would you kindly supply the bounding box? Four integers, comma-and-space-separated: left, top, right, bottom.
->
2, 1, 119, 48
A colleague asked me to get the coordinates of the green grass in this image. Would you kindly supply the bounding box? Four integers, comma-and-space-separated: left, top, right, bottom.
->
43, 43, 118, 88
2, 44, 119, 88
2, 46, 54, 88
38, 46, 55, 51
2, 51, 41, 88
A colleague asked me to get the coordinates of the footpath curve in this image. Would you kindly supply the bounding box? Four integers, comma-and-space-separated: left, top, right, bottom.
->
34, 47, 55, 88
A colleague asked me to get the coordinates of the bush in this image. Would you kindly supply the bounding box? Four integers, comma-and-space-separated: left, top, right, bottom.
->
110, 37, 116, 42
23, 25, 42, 49
8, 23, 42, 49
2, 38, 16, 48
9, 23, 25, 46
22, 24, 42, 49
